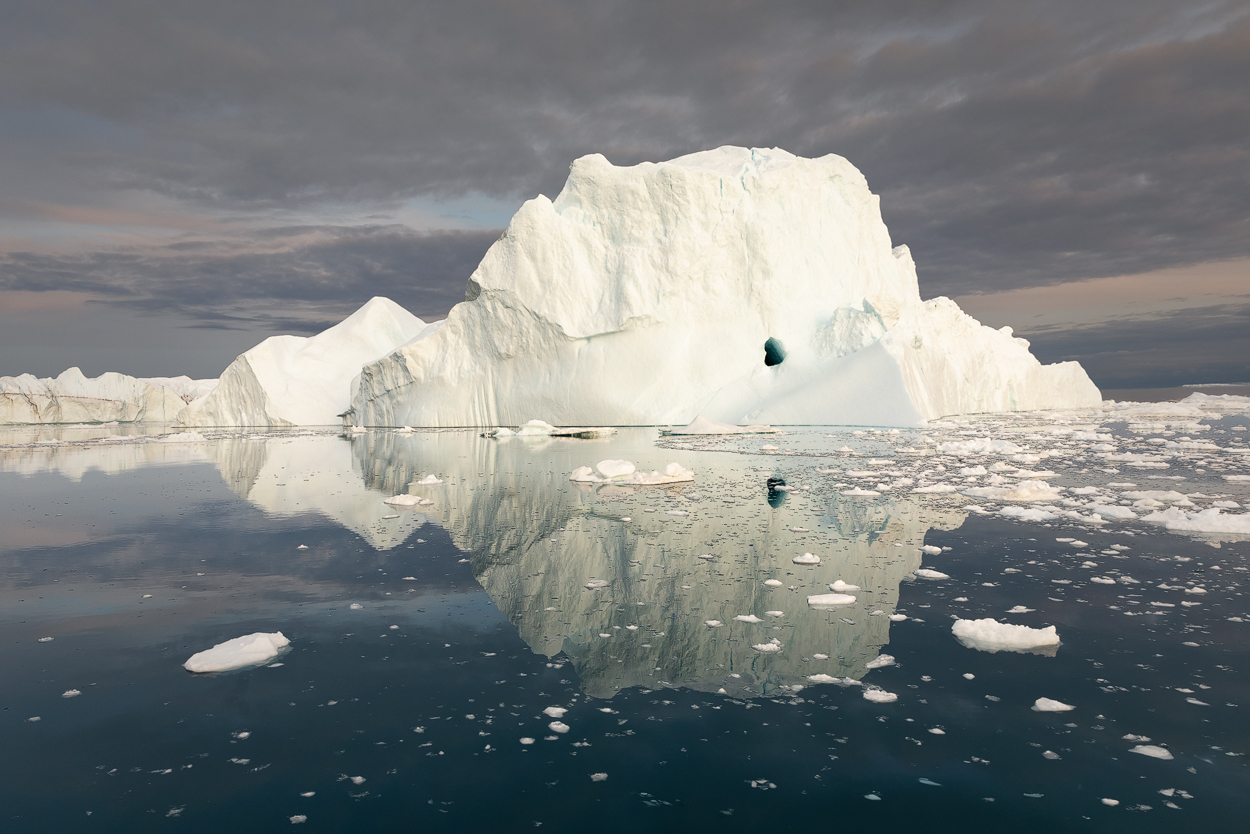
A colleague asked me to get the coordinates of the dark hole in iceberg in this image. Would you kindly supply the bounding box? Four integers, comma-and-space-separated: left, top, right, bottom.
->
763, 337, 786, 367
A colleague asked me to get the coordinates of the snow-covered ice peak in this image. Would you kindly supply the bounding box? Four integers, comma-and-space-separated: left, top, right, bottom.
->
350, 147, 1100, 428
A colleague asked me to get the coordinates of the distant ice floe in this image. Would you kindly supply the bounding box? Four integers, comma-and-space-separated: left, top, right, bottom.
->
569, 460, 694, 485
184, 632, 290, 673
1032, 697, 1075, 712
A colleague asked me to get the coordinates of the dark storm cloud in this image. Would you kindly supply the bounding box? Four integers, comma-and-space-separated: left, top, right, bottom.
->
0, 226, 499, 329
1020, 302, 1250, 389
2, 0, 1249, 384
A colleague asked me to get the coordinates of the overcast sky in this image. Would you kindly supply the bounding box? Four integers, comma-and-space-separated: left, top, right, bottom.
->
2, 0, 1248, 387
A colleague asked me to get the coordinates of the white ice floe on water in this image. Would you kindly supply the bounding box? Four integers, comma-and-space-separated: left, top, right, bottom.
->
1129, 745, 1174, 760
865, 654, 896, 670
752, 638, 783, 653
806, 674, 860, 685
569, 461, 694, 485
1000, 506, 1058, 521
412, 474, 443, 485
548, 721, 570, 734
184, 632, 290, 673
920, 545, 943, 555
348, 147, 1098, 428
1032, 697, 1075, 712
951, 618, 1060, 654
914, 569, 950, 580
863, 688, 899, 704
382, 494, 421, 507
1143, 506, 1250, 534
735, 614, 764, 624
829, 580, 860, 592
543, 706, 568, 718
808, 593, 856, 607
964, 479, 1062, 502
792, 552, 821, 565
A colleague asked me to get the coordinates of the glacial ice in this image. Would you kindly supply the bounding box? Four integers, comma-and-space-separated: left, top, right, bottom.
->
183, 632, 290, 673
1, 367, 214, 425
181, 297, 429, 427
349, 146, 1100, 427
952, 618, 1060, 654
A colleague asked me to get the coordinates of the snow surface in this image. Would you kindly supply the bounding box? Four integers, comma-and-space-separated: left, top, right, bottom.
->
951, 618, 1060, 653
349, 147, 1100, 427
184, 632, 290, 673
181, 297, 427, 427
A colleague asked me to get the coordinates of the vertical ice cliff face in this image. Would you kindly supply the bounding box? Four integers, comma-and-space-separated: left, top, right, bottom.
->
0, 367, 210, 425
351, 146, 1100, 427
180, 297, 430, 427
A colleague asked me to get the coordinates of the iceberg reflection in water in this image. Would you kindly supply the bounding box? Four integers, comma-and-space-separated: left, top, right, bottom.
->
2, 420, 1249, 832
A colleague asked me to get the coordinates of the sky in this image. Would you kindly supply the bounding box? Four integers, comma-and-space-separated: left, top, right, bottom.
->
1, 0, 1248, 388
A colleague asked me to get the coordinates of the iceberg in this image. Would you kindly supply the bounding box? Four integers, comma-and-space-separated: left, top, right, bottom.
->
1, 367, 214, 425
349, 146, 1099, 427
180, 297, 430, 427
952, 618, 1061, 654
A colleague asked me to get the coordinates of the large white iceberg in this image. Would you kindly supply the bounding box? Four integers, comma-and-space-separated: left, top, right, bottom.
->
349, 146, 1099, 427
183, 631, 290, 673
180, 297, 430, 427
0, 367, 214, 425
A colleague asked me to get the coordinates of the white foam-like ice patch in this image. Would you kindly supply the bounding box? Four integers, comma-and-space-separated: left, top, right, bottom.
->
863, 688, 898, 703
1129, 744, 1174, 760
808, 593, 856, 606
792, 552, 821, 565
1032, 697, 1075, 712
184, 632, 290, 673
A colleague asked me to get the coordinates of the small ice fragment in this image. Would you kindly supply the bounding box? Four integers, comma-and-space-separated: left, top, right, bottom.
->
543, 707, 568, 718
1042, 750, 1061, 760
812, 653, 829, 660
705, 620, 723, 627
28, 716, 40, 722
1032, 698, 1075, 712
1101, 798, 1119, 806
350, 776, 365, 785
764, 579, 783, 587
918, 778, 941, 786
697, 554, 715, 561
590, 773, 608, 781
1129, 745, 1173, 760
735, 614, 763, 623
764, 611, 784, 618
548, 721, 570, 733
62, 689, 81, 698
300, 792, 315, 798
952, 619, 1060, 653
584, 579, 610, 590
921, 545, 942, 555
863, 689, 898, 704
413, 474, 443, 485
350, 603, 363, 610
865, 793, 881, 800
37, 637, 54, 643
520, 737, 535, 745
830, 580, 860, 592
793, 552, 821, 565
297, 545, 308, 550
183, 632, 290, 673
929, 728, 946, 735
808, 593, 856, 606
915, 569, 950, 580
865, 654, 895, 670
142, 594, 152, 599
963, 673, 975, 680
1006, 605, 1035, 613
889, 614, 908, 622
290, 815, 307, 824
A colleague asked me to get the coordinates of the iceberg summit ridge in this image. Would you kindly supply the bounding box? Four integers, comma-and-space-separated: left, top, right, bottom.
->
349, 146, 1099, 428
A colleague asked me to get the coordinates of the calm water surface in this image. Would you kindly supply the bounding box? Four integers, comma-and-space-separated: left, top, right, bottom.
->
1, 418, 1247, 832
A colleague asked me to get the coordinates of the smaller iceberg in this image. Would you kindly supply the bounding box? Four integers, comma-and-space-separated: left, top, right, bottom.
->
184, 632, 290, 673
952, 618, 1060, 655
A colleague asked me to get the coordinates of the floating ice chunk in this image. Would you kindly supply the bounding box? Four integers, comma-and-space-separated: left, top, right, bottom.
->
1006, 605, 1036, 613
752, 638, 783, 653
863, 688, 898, 703
1101, 798, 1120, 806
920, 545, 942, 555
543, 706, 568, 718
584, 579, 609, 590
807, 674, 859, 685
929, 728, 946, 735
590, 773, 608, 781
951, 618, 1060, 654
761, 444, 779, 452
792, 552, 821, 565
889, 613, 908, 622
383, 494, 421, 507
813, 653, 829, 660
697, 553, 715, 560
808, 593, 856, 606
184, 632, 290, 673
841, 488, 881, 496
1129, 745, 1173, 760
735, 614, 764, 624
914, 569, 950, 580
865, 654, 895, 670
665, 510, 689, 516
764, 579, 783, 587
965, 479, 1062, 502
764, 611, 785, 618
62, 689, 81, 698
1032, 697, 1075, 712
520, 737, 535, 745
290, 815, 307, 824
829, 580, 861, 592
938, 438, 1022, 455
37, 637, 53, 643
350, 603, 363, 610
913, 484, 957, 493
548, 721, 570, 733
412, 474, 443, 485
596, 459, 636, 479
1091, 576, 1116, 584
1000, 506, 1058, 521
705, 620, 722, 627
